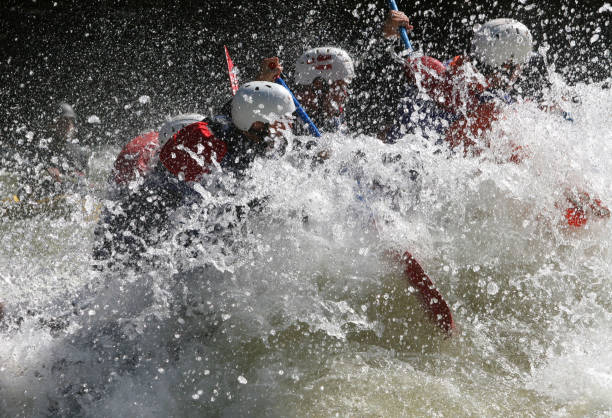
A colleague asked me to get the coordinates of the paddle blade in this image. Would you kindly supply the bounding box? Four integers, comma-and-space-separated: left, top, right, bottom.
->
224, 45, 239, 96
393, 250, 456, 335
563, 189, 610, 227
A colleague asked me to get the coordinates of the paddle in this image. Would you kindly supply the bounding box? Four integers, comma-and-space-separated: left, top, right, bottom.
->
385, 0, 456, 335
354, 180, 455, 335
224, 45, 240, 96
275, 76, 322, 137
388, 250, 456, 334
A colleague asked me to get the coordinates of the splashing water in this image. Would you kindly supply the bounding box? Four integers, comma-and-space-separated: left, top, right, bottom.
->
1, 79, 611, 416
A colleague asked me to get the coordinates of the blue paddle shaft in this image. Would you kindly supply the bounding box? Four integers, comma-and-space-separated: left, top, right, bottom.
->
275, 77, 322, 138
387, 0, 413, 51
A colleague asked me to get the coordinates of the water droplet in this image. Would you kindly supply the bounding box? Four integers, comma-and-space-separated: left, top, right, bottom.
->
487, 282, 499, 295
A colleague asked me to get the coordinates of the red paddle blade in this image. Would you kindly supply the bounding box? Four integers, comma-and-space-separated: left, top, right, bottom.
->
224, 45, 240, 96
563, 190, 610, 227
390, 250, 456, 335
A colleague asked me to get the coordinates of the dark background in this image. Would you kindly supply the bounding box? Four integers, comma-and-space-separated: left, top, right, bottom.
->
1, 0, 610, 149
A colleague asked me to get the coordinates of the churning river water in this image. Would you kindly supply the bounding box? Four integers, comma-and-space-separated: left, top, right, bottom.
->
1, 79, 611, 417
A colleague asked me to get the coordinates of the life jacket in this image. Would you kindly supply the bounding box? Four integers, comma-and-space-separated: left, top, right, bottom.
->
404, 55, 488, 114
386, 84, 458, 144
442, 56, 532, 159
159, 121, 227, 183
386, 56, 458, 143
404, 55, 448, 102
113, 131, 161, 185
442, 55, 489, 113
158, 118, 267, 183
405, 55, 505, 156
398, 55, 523, 160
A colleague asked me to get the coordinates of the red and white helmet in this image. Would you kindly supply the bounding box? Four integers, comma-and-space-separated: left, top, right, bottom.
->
294, 47, 355, 85
471, 19, 533, 69
159, 113, 204, 144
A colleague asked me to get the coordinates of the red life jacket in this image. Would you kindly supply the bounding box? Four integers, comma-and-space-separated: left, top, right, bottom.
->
113, 131, 160, 185
404, 55, 447, 104
444, 55, 489, 112
406, 55, 499, 156
406, 55, 488, 113
158, 121, 228, 182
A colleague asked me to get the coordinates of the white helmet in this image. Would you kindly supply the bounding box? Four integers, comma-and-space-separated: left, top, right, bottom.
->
159, 113, 204, 144
231, 81, 296, 131
294, 46, 355, 85
471, 18, 533, 69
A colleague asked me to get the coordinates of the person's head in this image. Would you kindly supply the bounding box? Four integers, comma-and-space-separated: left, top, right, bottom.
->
54, 102, 77, 139
294, 47, 354, 117
470, 19, 533, 89
231, 81, 296, 143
